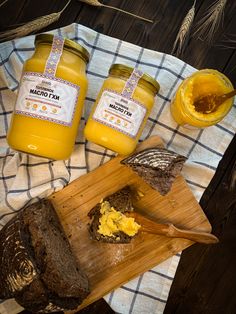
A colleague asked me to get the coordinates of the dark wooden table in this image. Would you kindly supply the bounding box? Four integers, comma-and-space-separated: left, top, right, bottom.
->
0, 1, 236, 313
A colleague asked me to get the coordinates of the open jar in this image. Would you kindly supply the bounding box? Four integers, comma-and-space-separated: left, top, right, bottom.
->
170, 69, 234, 128
7, 34, 90, 160
84, 64, 160, 155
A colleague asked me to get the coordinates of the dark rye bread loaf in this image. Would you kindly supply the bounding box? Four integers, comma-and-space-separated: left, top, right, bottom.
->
121, 147, 187, 195
0, 199, 90, 313
88, 186, 134, 243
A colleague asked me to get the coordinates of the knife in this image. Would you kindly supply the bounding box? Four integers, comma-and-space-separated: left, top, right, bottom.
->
127, 212, 219, 244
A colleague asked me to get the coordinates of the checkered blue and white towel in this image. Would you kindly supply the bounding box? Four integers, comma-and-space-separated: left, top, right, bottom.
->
0, 23, 235, 314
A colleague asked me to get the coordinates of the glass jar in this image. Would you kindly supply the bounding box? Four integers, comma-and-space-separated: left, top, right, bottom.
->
170, 69, 234, 128
7, 34, 90, 160
84, 64, 160, 155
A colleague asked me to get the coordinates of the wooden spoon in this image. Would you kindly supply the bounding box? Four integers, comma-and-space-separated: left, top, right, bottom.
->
193, 88, 236, 113
127, 212, 219, 244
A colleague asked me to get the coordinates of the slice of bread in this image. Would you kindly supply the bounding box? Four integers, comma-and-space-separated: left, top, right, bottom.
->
88, 186, 135, 243
121, 147, 187, 195
0, 199, 90, 313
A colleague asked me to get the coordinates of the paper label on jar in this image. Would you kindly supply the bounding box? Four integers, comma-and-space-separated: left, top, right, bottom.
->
15, 72, 80, 126
92, 90, 147, 138
44, 35, 64, 77
121, 68, 143, 99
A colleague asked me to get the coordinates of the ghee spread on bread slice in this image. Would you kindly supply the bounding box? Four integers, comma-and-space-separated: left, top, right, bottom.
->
98, 200, 140, 237
88, 186, 140, 243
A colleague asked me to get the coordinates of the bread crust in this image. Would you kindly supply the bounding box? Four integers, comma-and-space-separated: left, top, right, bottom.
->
121, 147, 187, 195
0, 199, 90, 312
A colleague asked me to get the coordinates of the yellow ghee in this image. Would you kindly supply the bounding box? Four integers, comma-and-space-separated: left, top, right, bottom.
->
170, 69, 234, 128
98, 201, 140, 237
84, 64, 160, 155
7, 34, 89, 160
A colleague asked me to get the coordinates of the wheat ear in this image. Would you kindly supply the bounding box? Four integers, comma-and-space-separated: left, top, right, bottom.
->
171, 0, 196, 56
79, 0, 153, 23
193, 0, 227, 43
0, 0, 71, 41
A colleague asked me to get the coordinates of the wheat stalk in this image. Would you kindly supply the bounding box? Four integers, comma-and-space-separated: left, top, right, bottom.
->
171, 0, 196, 56
0, 0, 9, 8
215, 33, 236, 49
79, 0, 153, 23
0, 0, 71, 41
193, 0, 227, 43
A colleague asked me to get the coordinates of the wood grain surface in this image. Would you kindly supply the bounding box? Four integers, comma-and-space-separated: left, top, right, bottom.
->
0, 1, 235, 313
49, 136, 211, 312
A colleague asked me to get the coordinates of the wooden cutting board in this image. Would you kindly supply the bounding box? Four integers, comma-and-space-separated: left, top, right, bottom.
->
49, 136, 212, 312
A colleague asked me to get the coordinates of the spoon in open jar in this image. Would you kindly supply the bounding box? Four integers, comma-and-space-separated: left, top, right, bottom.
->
193, 88, 236, 114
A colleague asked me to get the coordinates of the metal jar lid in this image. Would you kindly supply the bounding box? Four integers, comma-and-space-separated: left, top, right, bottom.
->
35, 34, 90, 63
109, 64, 160, 95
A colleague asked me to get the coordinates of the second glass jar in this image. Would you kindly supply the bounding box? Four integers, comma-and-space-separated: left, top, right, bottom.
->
84, 64, 160, 155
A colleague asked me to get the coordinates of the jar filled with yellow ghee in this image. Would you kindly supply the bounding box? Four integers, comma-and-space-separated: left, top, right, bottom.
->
170, 69, 234, 128
7, 34, 90, 160
84, 64, 160, 155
